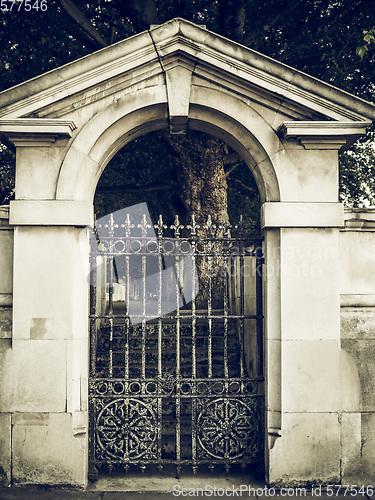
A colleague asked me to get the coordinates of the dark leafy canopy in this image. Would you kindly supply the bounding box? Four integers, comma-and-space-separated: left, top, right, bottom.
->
94, 129, 260, 236
0, 0, 375, 211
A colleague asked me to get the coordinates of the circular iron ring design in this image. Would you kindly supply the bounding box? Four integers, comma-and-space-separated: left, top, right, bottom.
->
197, 398, 256, 460
96, 398, 157, 460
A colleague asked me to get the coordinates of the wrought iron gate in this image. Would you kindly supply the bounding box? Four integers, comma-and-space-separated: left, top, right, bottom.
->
88, 206, 264, 479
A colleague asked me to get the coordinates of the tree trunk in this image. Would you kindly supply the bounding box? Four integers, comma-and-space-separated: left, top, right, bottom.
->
161, 131, 229, 309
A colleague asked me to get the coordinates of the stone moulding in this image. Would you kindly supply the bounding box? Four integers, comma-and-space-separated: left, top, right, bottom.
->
0, 118, 77, 147
261, 202, 345, 228
343, 207, 375, 230
0, 19, 374, 126
9, 200, 93, 227
280, 121, 372, 150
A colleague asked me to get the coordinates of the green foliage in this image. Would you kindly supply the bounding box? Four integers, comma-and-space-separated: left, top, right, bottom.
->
0, 144, 15, 205
357, 27, 375, 60
0, 0, 374, 211
339, 127, 375, 207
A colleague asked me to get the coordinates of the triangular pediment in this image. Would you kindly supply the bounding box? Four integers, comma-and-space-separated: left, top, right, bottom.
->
0, 18, 374, 125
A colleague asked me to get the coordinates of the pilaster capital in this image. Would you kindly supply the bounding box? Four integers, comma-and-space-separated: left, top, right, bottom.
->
280, 121, 371, 150
0, 119, 76, 147
261, 202, 344, 228
10, 200, 93, 227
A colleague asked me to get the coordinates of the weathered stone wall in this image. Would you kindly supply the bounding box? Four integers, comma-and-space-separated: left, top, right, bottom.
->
0, 206, 13, 486
0, 206, 12, 339
0, 206, 89, 487
339, 209, 375, 484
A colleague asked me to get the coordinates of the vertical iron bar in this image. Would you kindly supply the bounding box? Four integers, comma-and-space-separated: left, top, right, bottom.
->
108, 256, 114, 314
256, 243, 264, 378
239, 244, 245, 378
90, 318, 97, 378
176, 253, 181, 377
141, 250, 146, 379
192, 242, 197, 379
207, 253, 212, 378
125, 254, 130, 379
157, 240, 163, 465
191, 238, 197, 471
175, 251, 181, 466
191, 397, 197, 471
158, 242, 163, 377
89, 254, 97, 317
109, 316, 113, 379
223, 251, 229, 379
176, 391, 181, 466
108, 256, 114, 380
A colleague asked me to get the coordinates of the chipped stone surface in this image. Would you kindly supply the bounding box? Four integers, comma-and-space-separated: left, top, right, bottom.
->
12, 413, 87, 487
30, 318, 54, 340
0, 308, 12, 339
341, 307, 375, 339
0, 413, 11, 486
341, 338, 375, 411
0, 340, 67, 412
269, 412, 341, 485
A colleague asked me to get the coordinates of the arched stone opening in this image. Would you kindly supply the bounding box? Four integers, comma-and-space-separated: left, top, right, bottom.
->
55, 88, 281, 205
79, 90, 282, 481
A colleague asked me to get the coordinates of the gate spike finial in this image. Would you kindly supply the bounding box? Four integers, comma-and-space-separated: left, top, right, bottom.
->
138, 213, 151, 237
155, 214, 167, 237
121, 213, 135, 238
171, 214, 184, 238
235, 214, 248, 236
105, 212, 118, 237
187, 214, 200, 236
219, 215, 232, 237
204, 214, 216, 236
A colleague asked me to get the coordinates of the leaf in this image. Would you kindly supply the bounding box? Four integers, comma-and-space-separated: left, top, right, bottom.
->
356, 46, 367, 59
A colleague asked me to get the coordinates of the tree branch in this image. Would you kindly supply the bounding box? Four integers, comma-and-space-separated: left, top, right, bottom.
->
45, 7, 100, 52
230, 178, 257, 193
96, 183, 172, 193
225, 162, 242, 177
263, 0, 304, 31
59, 0, 108, 49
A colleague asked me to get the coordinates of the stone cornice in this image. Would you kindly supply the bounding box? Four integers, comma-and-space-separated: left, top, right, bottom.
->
342, 207, 375, 230
156, 35, 372, 122
0, 19, 374, 125
0, 41, 158, 119
9, 200, 93, 226
280, 121, 372, 149
0, 118, 76, 146
261, 202, 344, 228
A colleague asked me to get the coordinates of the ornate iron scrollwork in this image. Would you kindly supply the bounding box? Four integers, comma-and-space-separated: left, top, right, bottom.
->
197, 398, 258, 460
96, 398, 157, 461
157, 372, 181, 396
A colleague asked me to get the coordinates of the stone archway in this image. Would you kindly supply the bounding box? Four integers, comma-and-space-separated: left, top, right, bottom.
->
0, 18, 374, 487
55, 87, 280, 204
54, 85, 283, 480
